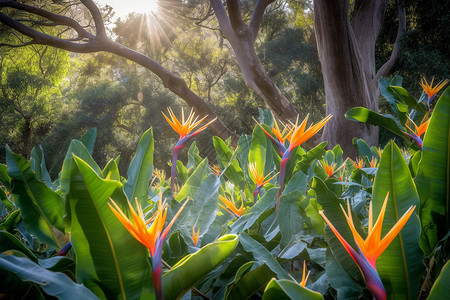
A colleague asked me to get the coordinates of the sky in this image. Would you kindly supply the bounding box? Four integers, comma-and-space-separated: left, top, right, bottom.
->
95, 0, 160, 20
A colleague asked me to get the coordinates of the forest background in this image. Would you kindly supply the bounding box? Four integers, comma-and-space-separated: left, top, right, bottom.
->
0, 0, 449, 178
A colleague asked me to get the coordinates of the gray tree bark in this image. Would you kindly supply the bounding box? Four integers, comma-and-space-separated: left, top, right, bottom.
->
314, 0, 405, 156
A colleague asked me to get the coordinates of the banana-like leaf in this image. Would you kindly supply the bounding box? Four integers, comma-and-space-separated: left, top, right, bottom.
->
30, 145, 55, 190
277, 191, 304, 248
6, 146, 65, 248
60, 140, 101, 195
408, 151, 422, 178
176, 175, 220, 246
312, 177, 363, 283
0, 209, 20, 231
415, 87, 450, 254
176, 158, 208, 202
0, 163, 11, 190
213, 136, 246, 190
294, 142, 327, 174
387, 86, 427, 113
0, 230, 37, 260
123, 128, 154, 206
325, 248, 363, 299
102, 158, 120, 181
187, 142, 202, 169
230, 188, 277, 234
248, 125, 275, 182
0, 254, 98, 300
226, 263, 276, 300
162, 234, 238, 300
428, 260, 450, 300
262, 278, 324, 300
68, 156, 153, 300
345, 107, 410, 142
239, 232, 290, 280
372, 141, 423, 299
379, 75, 403, 117
80, 128, 97, 155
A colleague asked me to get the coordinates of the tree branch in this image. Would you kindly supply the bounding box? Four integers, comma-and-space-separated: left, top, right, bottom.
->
248, 0, 275, 42
80, 0, 107, 39
0, 1, 94, 40
209, 0, 235, 40
373, 0, 406, 83
225, 0, 244, 32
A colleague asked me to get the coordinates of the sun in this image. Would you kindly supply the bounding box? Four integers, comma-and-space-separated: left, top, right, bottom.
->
134, 0, 160, 14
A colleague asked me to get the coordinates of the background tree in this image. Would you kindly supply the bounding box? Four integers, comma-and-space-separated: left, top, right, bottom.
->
0, 40, 69, 159
313, 0, 406, 155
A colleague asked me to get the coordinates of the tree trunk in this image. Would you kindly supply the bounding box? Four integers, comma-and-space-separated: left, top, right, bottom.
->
210, 0, 300, 121
314, 0, 393, 156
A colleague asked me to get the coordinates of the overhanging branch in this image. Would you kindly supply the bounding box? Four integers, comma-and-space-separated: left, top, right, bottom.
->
373, 0, 406, 83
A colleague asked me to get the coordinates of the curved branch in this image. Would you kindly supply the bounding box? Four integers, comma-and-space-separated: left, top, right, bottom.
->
373, 0, 406, 83
0, 1, 93, 40
226, 0, 244, 32
249, 0, 275, 42
80, 0, 107, 39
210, 0, 235, 39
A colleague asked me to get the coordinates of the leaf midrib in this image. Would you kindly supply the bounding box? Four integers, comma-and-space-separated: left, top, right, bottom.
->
77, 159, 126, 300
389, 144, 411, 299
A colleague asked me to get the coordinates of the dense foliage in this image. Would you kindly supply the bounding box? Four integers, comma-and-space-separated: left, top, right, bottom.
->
0, 84, 449, 299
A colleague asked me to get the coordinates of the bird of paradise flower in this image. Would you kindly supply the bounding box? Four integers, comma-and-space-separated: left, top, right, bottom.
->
319, 193, 416, 300
266, 114, 332, 211
109, 196, 188, 300
162, 107, 215, 193
403, 113, 430, 149
219, 193, 243, 218
248, 162, 278, 203
420, 77, 448, 110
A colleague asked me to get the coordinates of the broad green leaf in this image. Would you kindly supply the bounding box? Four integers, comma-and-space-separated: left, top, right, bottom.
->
124, 128, 154, 206
0, 254, 98, 300
372, 141, 423, 299
312, 177, 363, 283
213, 136, 246, 190
0, 209, 20, 231
226, 263, 276, 300
277, 191, 304, 248
345, 107, 409, 142
177, 175, 220, 246
305, 198, 324, 235
176, 158, 208, 202
262, 278, 324, 300
101, 158, 120, 181
325, 248, 363, 299
187, 141, 202, 169
387, 86, 427, 113
0, 163, 11, 190
428, 260, 450, 300
162, 234, 238, 300
284, 170, 308, 195
60, 140, 101, 195
230, 188, 277, 234
415, 87, 450, 254
80, 128, 97, 155
239, 232, 290, 280
379, 76, 403, 116
354, 139, 372, 160
408, 151, 422, 178
30, 145, 55, 189
68, 156, 153, 300
6, 146, 65, 248
176, 160, 189, 186
248, 125, 274, 182
294, 142, 328, 174
0, 230, 37, 261
236, 134, 252, 177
